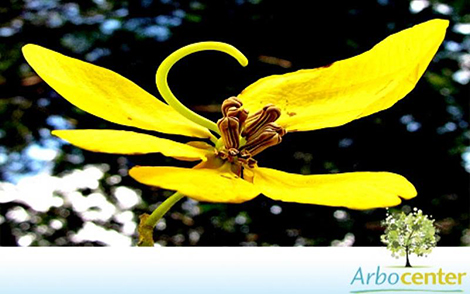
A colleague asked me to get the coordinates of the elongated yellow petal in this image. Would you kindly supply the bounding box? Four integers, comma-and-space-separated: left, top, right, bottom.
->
23, 44, 212, 139
53, 130, 211, 161
129, 165, 260, 203
239, 19, 448, 132
252, 167, 417, 210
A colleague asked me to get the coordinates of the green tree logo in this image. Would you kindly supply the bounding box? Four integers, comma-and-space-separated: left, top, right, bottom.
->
381, 208, 439, 267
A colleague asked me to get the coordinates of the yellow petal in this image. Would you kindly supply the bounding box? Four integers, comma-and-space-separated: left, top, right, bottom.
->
252, 167, 417, 210
129, 165, 260, 203
23, 44, 212, 139
53, 129, 211, 161
239, 19, 448, 132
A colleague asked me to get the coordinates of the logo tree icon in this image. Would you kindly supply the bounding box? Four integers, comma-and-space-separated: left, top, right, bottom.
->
381, 209, 439, 267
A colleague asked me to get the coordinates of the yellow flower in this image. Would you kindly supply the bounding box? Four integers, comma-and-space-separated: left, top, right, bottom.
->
23, 19, 447, 212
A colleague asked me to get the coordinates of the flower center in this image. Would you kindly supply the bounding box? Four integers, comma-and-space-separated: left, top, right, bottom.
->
216, 97, 286, 168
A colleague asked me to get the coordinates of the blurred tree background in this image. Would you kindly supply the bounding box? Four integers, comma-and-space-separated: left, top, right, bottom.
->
0, 0, 468, 246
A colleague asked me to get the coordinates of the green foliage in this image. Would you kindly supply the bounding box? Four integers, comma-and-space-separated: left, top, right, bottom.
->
381, 209, 439, 261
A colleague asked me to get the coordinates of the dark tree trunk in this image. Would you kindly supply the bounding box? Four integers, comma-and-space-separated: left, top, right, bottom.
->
405, 247, 412, 267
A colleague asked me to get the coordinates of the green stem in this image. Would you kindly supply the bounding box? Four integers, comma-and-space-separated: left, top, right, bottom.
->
138, 192, 185, 247
156, 42, 248, 135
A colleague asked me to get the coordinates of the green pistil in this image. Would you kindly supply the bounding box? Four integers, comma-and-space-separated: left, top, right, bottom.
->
155, 41, 248, 136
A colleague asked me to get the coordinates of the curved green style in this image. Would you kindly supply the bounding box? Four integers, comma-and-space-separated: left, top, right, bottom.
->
156, 41, 249, 135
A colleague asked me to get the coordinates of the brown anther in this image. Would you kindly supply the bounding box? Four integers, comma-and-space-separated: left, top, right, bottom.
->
246, 121, 286, 142
241, 122, 285, 156
228, 148, 239, 157
221, 96, 249, 128
239, 149, 251, 159
221, 97, 243, 116
216, 149, 229, 160
217, 99, 284, 169
238, 149, 257, 168
233, 108, 249, 129
238, 157, 257, 168
216, 147, 240, 163
247, 157, 257, 168
242, 104, 281, 138
217, 116, 240, 149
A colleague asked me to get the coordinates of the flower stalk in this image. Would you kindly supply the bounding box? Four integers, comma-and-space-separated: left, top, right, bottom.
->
138, 192, 185, 246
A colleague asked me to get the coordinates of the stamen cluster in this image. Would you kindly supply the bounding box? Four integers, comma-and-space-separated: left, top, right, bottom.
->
216, 97, 286, 168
